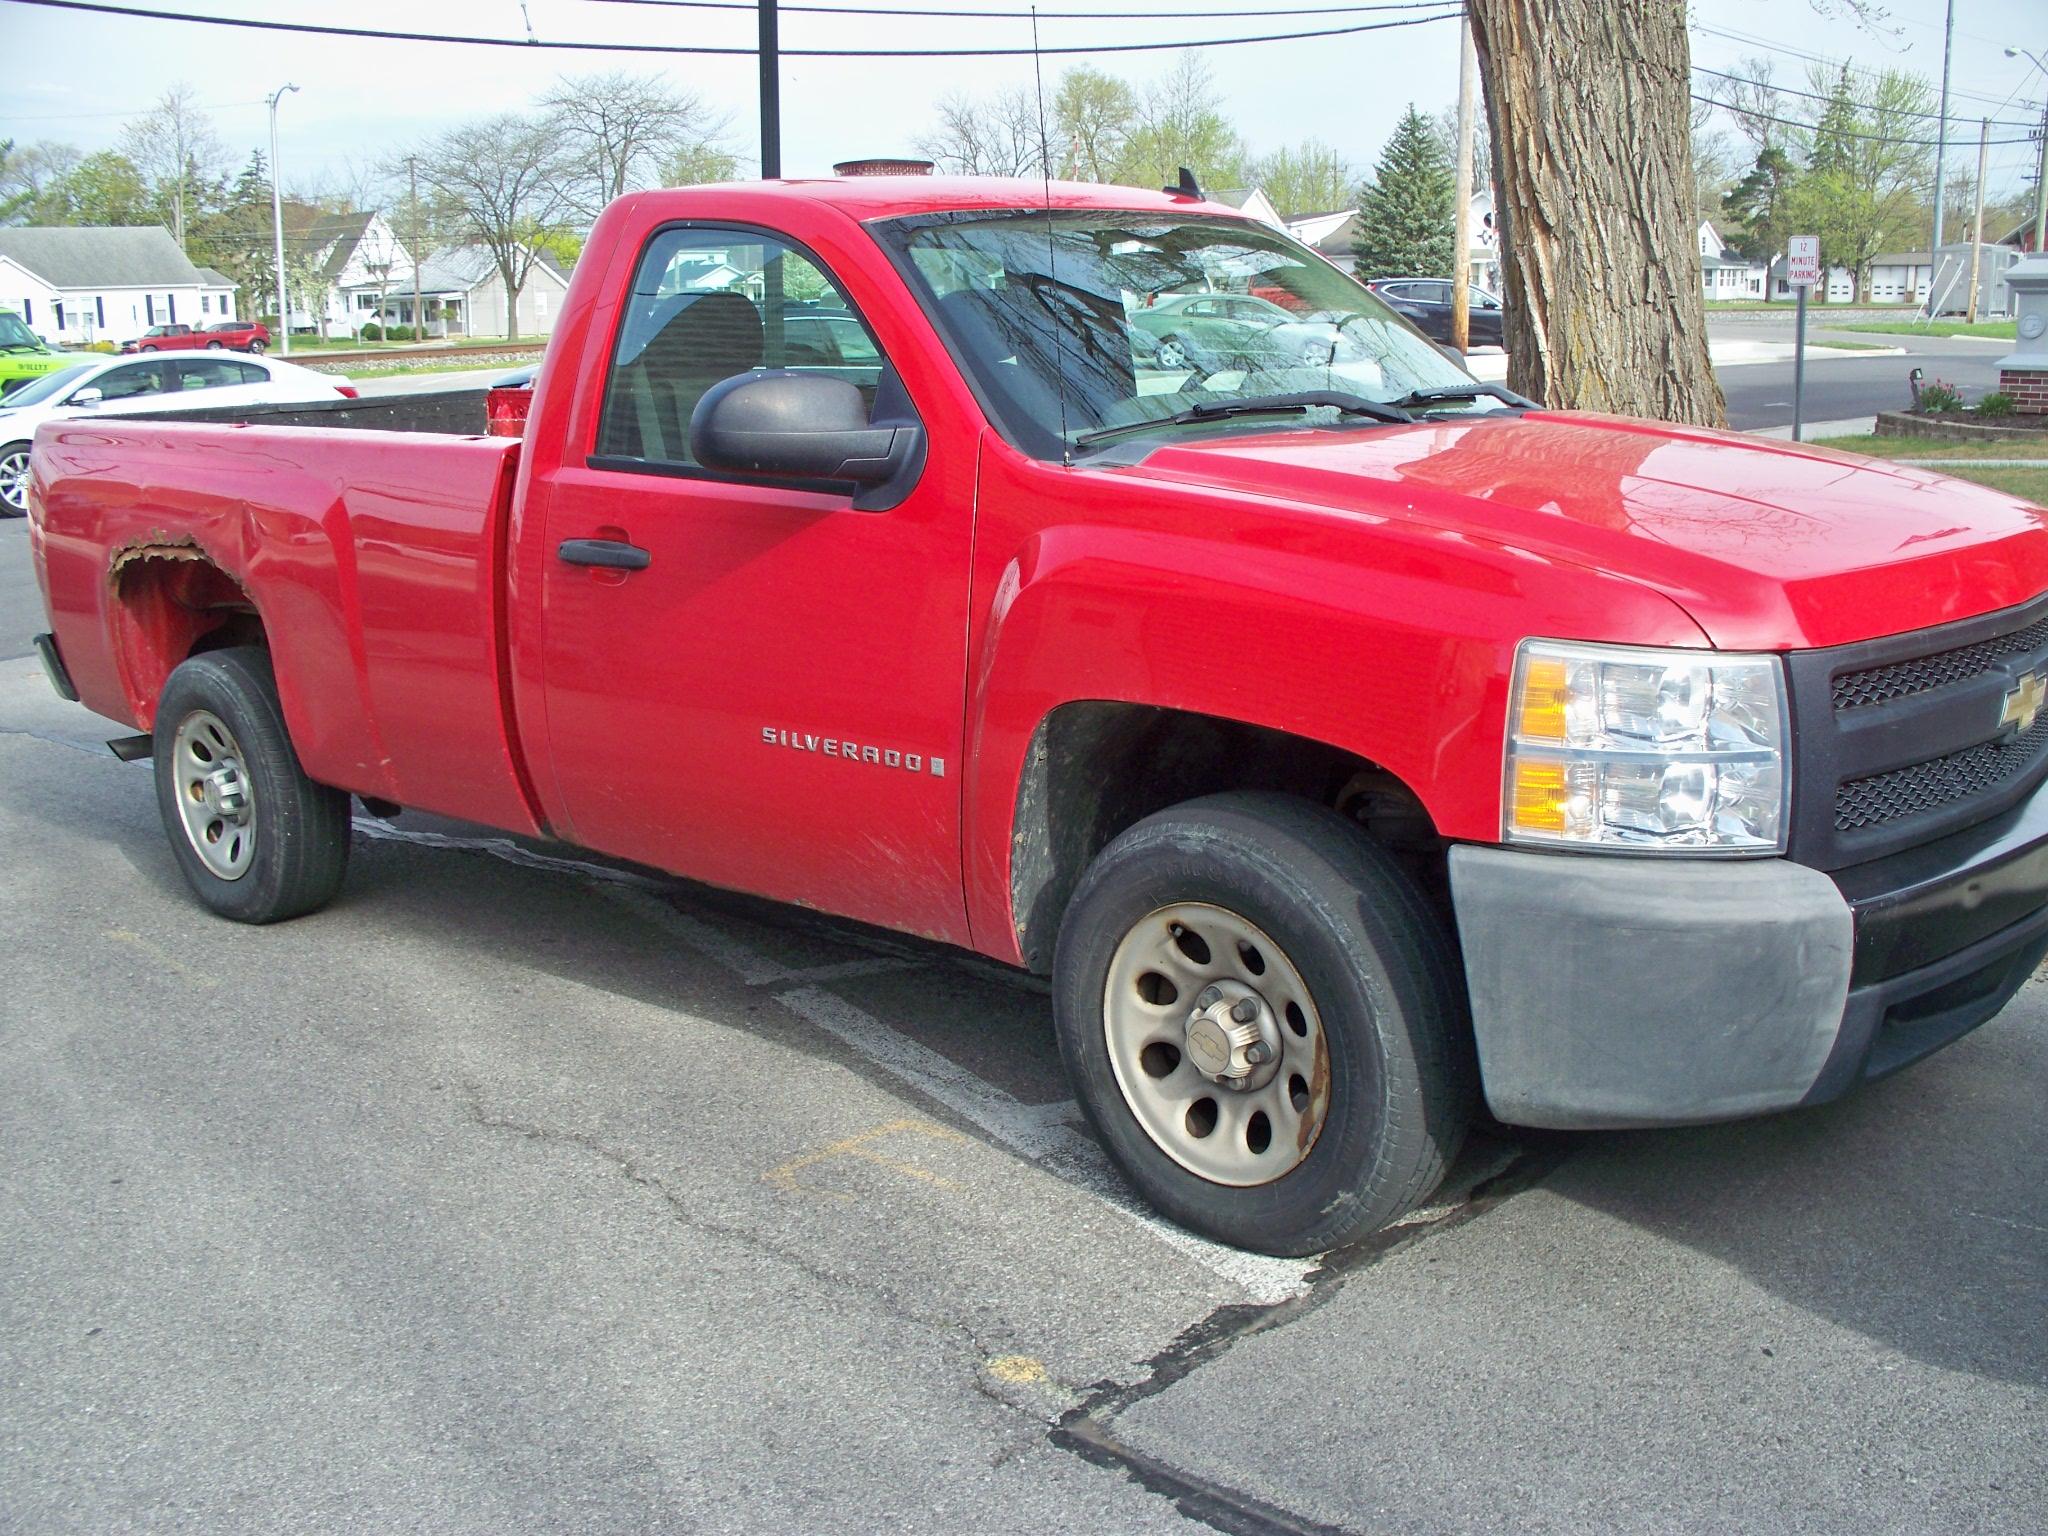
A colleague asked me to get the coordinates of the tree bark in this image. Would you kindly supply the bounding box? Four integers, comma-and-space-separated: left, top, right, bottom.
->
1466, 1, 1725, 425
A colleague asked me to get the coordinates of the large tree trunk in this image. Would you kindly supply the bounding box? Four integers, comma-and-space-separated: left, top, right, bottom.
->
1467, 1, 1725, 425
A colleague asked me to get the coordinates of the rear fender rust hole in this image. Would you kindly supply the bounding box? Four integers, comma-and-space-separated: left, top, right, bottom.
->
1136, 971, 1180, 1007
1285, 1000, 1308, 1037
1247, 1111, 1272, 1155
1140, 1041, 1182, 1078
1237, 939, 1266, 975
1170, 922, 1212, 966
1185, 1097, 1218, 1139
1289, 1072, 1310, 1113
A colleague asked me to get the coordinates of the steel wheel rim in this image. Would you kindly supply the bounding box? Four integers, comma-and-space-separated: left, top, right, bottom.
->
171, 709, 256, 880
1157, 338, 1187, 369
1103, 901, 1332, 1187
0, 448, 28, 512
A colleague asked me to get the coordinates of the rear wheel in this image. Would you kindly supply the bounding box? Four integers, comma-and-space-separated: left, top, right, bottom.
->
153, 647, 351, 923
1052, 792, 1472, 1255
1156, 335, 1189, 371
0, 441, 29, 516
248, 339, 267, 354
206, 340, 224, 350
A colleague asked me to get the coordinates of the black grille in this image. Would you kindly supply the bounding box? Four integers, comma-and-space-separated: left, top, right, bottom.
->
1832, 617, 2048, 710
1836, 712, 2048, 831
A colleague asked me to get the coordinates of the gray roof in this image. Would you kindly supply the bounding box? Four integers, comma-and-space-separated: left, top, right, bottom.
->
1871, 251, 1934, 267
283, 209, 380, 280
192, 266, 236, 289
416, 244, 569, 295
0, 225, 204, 289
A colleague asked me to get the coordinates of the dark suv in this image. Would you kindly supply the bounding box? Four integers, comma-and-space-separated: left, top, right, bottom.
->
1365, 279, 1505, 348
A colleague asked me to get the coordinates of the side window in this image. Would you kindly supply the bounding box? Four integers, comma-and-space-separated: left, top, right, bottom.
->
596, 226, 890, 467
234, 361, 269, 384
172, 359, 241, 391
91, 363, 169, 400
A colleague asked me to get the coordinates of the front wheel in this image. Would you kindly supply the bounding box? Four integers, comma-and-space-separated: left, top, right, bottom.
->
153, 647, 352, 923
0, 441, 30, 516
207, 340, 224, 350
1052, 792, 1472, 1255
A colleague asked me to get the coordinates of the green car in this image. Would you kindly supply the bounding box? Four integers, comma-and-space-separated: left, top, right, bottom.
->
0, 309, 88, 397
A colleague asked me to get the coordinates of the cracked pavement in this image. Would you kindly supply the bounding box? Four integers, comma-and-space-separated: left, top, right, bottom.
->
2, 516, 2043, 1534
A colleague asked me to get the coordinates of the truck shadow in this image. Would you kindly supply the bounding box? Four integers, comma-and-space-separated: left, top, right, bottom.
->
320, 813, 2044, 1387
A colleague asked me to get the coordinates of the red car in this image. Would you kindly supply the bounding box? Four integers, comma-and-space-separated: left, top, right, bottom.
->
123, 320, 270, 354
27, 177, 2048, 1255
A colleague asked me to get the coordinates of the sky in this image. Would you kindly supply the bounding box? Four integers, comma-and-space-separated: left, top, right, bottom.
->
1, 0, 2043, 208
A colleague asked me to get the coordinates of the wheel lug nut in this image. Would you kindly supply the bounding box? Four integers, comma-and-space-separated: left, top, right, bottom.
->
1230, 998, 1258, 1023
1244, 1042, 1268, 1065
1196, 985, 1222, 1009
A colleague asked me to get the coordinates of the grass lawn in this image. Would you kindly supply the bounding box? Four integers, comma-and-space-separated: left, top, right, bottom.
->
327, 359, 528, 381
1833, 318, 2017, 340
1810, 434, 2048, 460
1939, 466, 2048, 502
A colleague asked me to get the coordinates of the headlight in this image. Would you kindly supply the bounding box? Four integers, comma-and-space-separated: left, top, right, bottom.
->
1504, 639, 1787, 854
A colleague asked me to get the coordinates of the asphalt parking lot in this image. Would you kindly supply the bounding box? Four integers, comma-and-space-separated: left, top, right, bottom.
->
2, 515, 2043, 1534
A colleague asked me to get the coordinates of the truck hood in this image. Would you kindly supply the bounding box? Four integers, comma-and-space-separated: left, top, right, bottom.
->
1106, 411, 2048, 650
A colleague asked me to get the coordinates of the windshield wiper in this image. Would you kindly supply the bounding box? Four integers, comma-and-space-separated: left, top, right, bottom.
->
1388, 381, 1538, 411
1074, 390, 1414, 449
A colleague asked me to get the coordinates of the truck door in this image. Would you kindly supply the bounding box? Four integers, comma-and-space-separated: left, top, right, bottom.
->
529, 223, 973, 943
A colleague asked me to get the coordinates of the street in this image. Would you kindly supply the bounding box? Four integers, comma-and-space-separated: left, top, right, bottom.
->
2, 516, 2043, 1534
1709, 310, 2010, 431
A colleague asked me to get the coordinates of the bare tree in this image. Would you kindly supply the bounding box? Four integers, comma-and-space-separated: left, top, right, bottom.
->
1467, 0, 1724, 423
1, 140, 83, 223
1709, 58, 1791, 154
1118, 53, 1247, 191
120, 85, 227, 250
414, 115, 574, 341
541, 71, 732, 217
1431, 105, 1492, 199
917, 89, 1048, 178
1251, 141, 1354, 218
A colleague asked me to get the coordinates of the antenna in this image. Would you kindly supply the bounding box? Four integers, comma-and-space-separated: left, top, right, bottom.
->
1029, 7, 1072, 465
1162, 167, 1203, 200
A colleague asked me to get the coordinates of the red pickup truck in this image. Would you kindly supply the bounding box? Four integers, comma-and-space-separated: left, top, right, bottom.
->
123, 320, 271, 354
27, 179, 2048, 1255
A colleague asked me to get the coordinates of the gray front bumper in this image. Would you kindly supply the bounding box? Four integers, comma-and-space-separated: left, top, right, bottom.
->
1448, 846, 1854, 1129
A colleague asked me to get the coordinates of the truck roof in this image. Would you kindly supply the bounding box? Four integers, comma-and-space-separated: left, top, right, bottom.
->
639, 176, 1255, 223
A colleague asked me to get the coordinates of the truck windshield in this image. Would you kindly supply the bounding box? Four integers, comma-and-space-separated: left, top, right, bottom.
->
0, 312, 43, 350
875, 209, 1490, 459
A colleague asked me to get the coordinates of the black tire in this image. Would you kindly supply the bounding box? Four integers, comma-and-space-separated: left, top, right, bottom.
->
206, 340, 224, 350
248, 339, 267, 354
153, 646, 351, 923
1052, 792, 1473, 1256
0, 440, 30, 517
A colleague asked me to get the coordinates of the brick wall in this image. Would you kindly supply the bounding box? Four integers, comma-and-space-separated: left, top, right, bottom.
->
2001, 369, 2048, 415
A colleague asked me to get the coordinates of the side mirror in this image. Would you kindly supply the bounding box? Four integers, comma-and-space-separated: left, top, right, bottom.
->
690, 372, 923, 511
70, 386, 104, 406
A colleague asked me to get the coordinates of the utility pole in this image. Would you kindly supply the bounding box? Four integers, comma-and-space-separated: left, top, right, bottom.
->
1968, 118, 1988, 323
2010, 49, 2048, 253
407, 155, 424, 347
759, 0, 781, 178
267, 83, 300, 357
1449, 12, 1477, 354
1927, 0, 1954, 309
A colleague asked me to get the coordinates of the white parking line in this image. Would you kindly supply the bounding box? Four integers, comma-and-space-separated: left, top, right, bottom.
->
355, 819, 1316, 1302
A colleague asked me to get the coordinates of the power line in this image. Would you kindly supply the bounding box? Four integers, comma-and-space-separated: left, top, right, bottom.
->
0, 0, 1462, 56
1694, 21, 2036, 115
580, 0, 1451, 16
1692, 62, 2035, 133
1687, 93, 2036, 149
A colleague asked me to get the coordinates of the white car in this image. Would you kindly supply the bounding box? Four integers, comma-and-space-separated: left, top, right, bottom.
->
0, 352, 355, 515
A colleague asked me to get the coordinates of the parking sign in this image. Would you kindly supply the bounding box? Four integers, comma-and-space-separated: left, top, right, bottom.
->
1787, 235, 1822, 288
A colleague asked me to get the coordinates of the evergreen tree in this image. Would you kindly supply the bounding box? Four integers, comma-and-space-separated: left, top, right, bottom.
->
1353, 105, 1456, 278
1720, 146, 1799, 266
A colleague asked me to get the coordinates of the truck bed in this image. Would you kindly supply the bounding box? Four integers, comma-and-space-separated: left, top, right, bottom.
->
127, 385, 493, 436
34, 415, 539, 835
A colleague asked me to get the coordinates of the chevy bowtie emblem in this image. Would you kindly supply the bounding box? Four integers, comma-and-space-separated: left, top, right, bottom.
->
1999, 670, 2048, 737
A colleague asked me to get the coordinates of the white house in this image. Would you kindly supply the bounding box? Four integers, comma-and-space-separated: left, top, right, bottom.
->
1210, 188, 1287, 231
281, 207, 416, 338
411, 244, 572, 339
1285, 208, 1360, 274
1697, 221, 1770, 300
1864, 245, 2023, 314
0, 226, 237, 347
